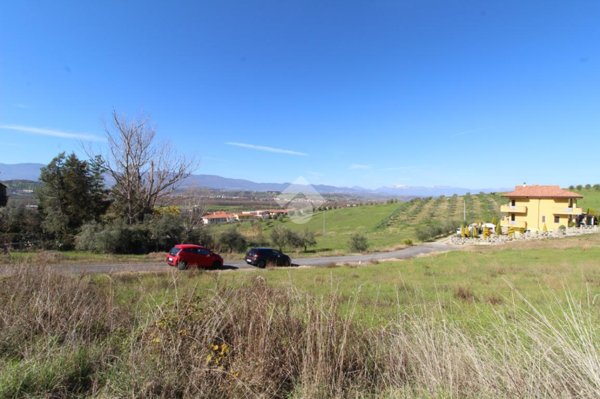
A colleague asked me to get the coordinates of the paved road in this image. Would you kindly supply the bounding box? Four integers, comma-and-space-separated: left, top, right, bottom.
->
44, 241, 457, 274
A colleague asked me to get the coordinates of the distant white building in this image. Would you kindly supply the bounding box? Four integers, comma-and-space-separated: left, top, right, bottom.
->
201, 212, 237, 225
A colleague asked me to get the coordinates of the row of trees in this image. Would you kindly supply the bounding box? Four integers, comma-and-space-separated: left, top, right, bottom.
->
1, 112, 195, 253
0, 111, 329, 254
568, 184, 600, 191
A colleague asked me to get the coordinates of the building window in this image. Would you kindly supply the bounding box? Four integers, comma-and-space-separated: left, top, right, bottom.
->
511, 199, 516, 206
511, 213, 515, 222
542, 216, 546, 223
554, 215, 560, 224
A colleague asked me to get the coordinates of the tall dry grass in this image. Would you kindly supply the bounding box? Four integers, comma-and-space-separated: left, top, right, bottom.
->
1, 265, 599, 398
0, 265, 129, 397
114, 277, 381, 398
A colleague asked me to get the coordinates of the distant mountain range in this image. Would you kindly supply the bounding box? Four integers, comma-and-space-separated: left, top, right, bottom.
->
0, 163, 45, 181
0, 163, 506, 197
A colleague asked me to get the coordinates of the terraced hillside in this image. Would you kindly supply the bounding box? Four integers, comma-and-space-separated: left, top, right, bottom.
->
209, 192, 505, 253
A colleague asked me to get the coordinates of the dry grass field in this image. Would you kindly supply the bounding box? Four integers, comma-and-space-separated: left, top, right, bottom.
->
2, 233, 600, 397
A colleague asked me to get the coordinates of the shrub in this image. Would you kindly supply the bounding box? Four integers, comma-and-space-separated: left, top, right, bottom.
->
454, 285, 476, 302
186, 227, 215, 248
148, 214, 184, 251
0, 204, 44, 250
417, 220, 459, 242
270, 227, 316, 252
483, 227, 490, 239
349, 233, 368, 253
77, 215, 217, 254
76, 222, 151, 254
416, 225, 436, 241
219, 228, 248, 253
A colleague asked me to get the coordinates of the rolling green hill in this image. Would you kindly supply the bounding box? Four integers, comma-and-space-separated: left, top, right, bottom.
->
206, 188, 599, 254
208, 193, 505, 253
575, 188, 600, 212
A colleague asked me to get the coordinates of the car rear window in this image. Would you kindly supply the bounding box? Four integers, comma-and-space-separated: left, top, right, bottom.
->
169, 247, 181, 256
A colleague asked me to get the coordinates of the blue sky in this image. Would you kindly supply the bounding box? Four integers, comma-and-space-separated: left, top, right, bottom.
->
1, 1, 599, 189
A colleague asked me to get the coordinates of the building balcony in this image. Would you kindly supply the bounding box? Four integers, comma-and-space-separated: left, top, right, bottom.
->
500, 220, 527, 229
552, 207, 583, 215
500, 205, 528, 214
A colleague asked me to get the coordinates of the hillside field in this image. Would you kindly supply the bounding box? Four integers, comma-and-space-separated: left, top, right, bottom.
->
208, 192, 505, 253
576, 188, 600, 211
206, 189, 600, 254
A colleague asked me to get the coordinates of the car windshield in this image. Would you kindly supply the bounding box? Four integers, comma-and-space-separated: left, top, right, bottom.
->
169, 248, 181, 256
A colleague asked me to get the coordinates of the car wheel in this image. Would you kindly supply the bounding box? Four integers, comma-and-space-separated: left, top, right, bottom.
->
212, 260, 222, 269
177, 261, 188, 270
256, 259, 266, 268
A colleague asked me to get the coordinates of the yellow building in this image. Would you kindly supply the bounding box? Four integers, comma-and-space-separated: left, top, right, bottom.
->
500, 185, 583, 233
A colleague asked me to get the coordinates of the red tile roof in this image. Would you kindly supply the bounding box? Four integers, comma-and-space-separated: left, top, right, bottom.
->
203, 212, 235, 219
502, 185, 582, 198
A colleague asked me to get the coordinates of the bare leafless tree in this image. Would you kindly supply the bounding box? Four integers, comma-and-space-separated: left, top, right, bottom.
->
104, 111, 194, 224
178, 189, 208, 237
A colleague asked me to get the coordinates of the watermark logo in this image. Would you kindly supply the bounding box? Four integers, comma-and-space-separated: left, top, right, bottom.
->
276, 176, 325, 224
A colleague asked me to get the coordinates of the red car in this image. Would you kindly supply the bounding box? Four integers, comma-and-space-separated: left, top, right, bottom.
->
166, 244, 223, 270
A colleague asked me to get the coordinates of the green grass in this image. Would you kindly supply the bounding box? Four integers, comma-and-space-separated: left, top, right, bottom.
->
0, 250, 154, 264
575, 188, 600, 212
4, 233, 600, 397
208, 193, 504, 254
114, 232, 600, 329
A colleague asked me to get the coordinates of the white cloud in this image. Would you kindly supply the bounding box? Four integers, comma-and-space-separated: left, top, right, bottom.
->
0, 124, 105, 142
451, 128, 482, 138
381, 166, 413, 172
225, 142, 308, 157
349, 163, 371, 170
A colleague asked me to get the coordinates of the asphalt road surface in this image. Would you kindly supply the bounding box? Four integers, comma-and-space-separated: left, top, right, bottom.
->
43, 241, 457, 274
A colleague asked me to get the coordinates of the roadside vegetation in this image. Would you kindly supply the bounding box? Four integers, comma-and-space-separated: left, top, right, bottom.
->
4, 187, 600, 260
1, 234, 600, 397
1, 119, 599, 261
206, 193, 507, 255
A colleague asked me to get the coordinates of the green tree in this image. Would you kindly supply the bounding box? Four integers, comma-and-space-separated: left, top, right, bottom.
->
37, 153, 108, 247
0, 203, 42, 250
271, 226, 288, 251
270, 227, 317, 252
349, 233, 369, 253
300, 229, 317, 252
285, 229, 304, 251
219, 228, 247, 253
